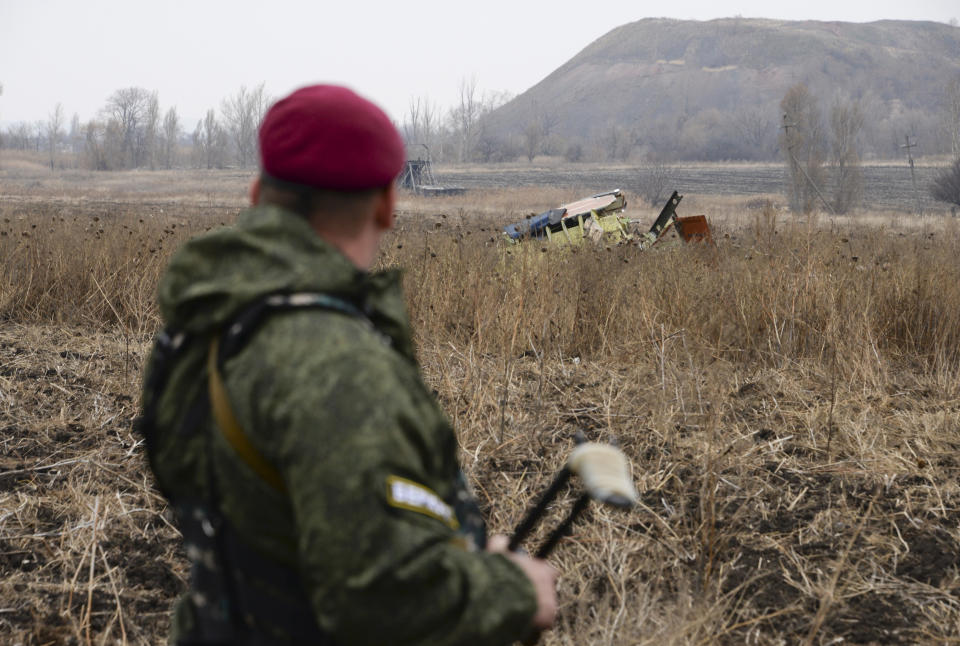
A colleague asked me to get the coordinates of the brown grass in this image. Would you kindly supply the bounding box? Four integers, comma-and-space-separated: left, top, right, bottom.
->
2, 172, 960, 645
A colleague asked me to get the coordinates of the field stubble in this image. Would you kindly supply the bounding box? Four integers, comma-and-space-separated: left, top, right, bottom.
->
1, 173, 960, 645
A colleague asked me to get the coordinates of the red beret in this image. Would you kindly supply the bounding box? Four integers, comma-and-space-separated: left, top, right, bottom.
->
259, 85, 405, 191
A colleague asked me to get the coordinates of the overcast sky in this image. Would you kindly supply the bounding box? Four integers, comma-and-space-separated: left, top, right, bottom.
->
1, 0, 958, 128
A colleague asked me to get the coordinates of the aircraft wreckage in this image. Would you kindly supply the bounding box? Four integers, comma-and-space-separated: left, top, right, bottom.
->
503, 189, 712, 248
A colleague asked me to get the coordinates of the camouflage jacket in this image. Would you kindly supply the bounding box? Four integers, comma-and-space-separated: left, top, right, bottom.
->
143, 205, 536, 645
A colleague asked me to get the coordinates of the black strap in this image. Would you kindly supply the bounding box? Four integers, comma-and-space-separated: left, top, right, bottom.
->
134, 329, 189, 498
219, 291, 374, 364
202, 292, 359, 644
208, 291, 381, 493
138, 291, 371, 452
138, 291, 367, 645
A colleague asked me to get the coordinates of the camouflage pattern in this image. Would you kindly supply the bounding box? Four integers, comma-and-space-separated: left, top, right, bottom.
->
144, 205, 536, 645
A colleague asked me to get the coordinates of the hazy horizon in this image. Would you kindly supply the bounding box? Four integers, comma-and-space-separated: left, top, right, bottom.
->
2, 0, 958, 128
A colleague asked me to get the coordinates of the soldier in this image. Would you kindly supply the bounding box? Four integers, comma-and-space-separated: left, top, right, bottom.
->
138, 84, 557, 645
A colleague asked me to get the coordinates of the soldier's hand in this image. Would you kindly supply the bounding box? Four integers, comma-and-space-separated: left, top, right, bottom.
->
487, 534, 558, 631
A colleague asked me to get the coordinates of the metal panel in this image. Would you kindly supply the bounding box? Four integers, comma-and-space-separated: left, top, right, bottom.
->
675, 215, 713, 244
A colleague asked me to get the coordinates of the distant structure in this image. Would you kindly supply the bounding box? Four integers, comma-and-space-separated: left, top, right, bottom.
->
398, 144, 465, 196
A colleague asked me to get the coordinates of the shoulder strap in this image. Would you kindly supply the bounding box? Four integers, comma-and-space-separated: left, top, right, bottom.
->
208, 336, 288, 494
207, 291, 373, 494
220, 291, 374, 359
140, 291, 373, 495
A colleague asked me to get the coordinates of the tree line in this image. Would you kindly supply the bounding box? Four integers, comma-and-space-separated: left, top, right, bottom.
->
2, 76, 960, 210
5, 77, 958, 173
0, 78, 513, 170
398, 77, 514, 163
778, 79, 960, 212
778, 83, 867, 214
0, 84, 269, 171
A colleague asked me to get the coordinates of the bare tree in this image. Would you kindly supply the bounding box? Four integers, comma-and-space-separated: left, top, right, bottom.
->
161, 107, 180, 169
539, 109, 562, 156
83, 118, 124, 171
143, 92, 160, 170
522, 118, 543, 162
830, 98, 864, 214
636, 160, 670, 206
931, 158, 960, 206
450, 77, 481, 163
420, 97, 440, 154
403, 96, 424, 144
5, 122, 34, 150
69, 113, 84, 159
45, 103, 64, 170
735, 106, 775, 159
221, 83, 269, 167
779, 84, 828, 213
251, 86, 271, 156
945, 76, 960, 161
403, 94, 442, 155
564, 141, 584, 162
193, 109, 227, 169
104, 87, 154, 168
600, 123, 637, 162
83, 120, 107, 170
519, 103, 562, 162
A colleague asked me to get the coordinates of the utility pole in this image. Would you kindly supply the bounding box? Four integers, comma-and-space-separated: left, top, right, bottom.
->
901, 135, 923, 216
782, 115, 835, 215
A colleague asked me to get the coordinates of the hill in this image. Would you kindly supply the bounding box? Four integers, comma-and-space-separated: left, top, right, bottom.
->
482, 18, 960, 161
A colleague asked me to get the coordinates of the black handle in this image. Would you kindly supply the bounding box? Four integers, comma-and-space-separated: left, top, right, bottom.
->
535, 493, 591, 558
509, 467, 571, 552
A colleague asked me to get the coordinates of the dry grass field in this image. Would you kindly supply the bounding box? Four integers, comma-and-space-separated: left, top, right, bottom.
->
2, 158, 960, 645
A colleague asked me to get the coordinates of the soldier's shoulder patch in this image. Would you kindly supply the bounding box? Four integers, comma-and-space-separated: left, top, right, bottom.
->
386, 476, 459, 529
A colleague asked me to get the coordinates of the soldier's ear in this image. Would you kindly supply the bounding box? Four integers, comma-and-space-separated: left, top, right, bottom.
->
373, 182, 396, 231
249, 177, 262, 206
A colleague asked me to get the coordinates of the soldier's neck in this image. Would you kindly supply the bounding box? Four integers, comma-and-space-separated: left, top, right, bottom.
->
311, 224, 383, 271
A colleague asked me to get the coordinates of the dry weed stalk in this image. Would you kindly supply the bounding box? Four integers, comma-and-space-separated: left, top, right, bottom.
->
3, 186, 960, 644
